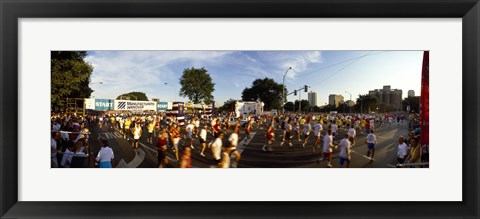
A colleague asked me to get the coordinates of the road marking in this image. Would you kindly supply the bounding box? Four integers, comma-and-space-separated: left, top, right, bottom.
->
115, 148, 145, 168
238, 132, 256, 153
351, 149, 374, 161
351, 148, 398, 168
229, 132, 256, 167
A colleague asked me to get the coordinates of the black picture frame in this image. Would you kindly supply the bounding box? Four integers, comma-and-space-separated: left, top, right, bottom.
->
1, 0, 478, 218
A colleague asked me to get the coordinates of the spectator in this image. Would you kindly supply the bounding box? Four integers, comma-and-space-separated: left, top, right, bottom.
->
51, 132, 61, 168
396, 136, 408, 167
94, 139, 114, 168
405, 138, 421, 166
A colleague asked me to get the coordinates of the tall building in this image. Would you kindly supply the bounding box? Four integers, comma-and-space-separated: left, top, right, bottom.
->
368, 85, 403, 111
308, 92, 317, 107
408, 90, 415, 97
345, 100, 356, 107
329, 94, 344, 107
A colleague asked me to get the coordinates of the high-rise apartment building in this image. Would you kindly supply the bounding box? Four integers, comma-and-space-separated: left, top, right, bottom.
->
408, 90, 415, 97
368, 85, 403, 111
329, 94, 344, 107
308, 92, 317, 107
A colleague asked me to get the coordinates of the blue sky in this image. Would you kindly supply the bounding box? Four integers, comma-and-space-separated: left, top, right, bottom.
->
85, 50, 424, 106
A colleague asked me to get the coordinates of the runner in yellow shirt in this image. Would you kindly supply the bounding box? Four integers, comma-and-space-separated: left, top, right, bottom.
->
124, 118, 131, 139
147, 121, 155, 144
109, 115, 115, 129
336, 119, 342, 130
360, 118, 366, 133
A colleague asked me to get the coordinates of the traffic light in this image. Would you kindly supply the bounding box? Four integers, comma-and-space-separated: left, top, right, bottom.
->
304, 85, 308, 92
294, 90, 297, 96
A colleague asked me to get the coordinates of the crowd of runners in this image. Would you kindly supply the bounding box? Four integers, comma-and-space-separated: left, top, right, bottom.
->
51, 110, 428, 168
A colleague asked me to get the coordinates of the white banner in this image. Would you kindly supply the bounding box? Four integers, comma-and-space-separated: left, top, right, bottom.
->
114, 100, 157, 111
85, 98, 95, 110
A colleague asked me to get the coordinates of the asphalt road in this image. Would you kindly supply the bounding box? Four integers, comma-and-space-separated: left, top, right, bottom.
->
86, 120, 410, 168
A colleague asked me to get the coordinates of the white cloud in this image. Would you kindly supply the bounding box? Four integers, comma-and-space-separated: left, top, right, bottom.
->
255, 51, 323, 79
85, 51, 233, 99
84, 50, 323, 101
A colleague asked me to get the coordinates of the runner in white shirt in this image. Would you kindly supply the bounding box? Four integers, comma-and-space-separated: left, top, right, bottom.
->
396, 136, 409, 166
302, 121, 312, 148
118, 117, 124, 135
348, 125, 356, 141
293, 120, 301, 141
185, 121, 195, 149
280, 120, 293, 148
365, 129, 377, 161
339, 134, 352, 168
98, 116, 103, 128
227, 126, 241, 168
194, 118, 200, 137
331, 122, 339, 140
211, 132, 225, 163
199, 125, 209, 157
132, 123, 142, 149
312, 122, 323, 152
320, 130, 334, 167
218, 151, 230, 168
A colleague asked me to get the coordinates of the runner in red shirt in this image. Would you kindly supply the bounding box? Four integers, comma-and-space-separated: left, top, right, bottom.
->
262, 123, 275, 152
169, 123, 181, 161
156, 127, 169, 168
180, 147, 192, 168
209, 119, 221, 147
243, 119, 253, 146
365, 120, 371, 134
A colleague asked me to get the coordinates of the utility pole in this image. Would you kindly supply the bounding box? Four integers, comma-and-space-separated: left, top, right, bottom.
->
282, 67, 292, 113
345, 91, 352, 114
299, 91, 301, 112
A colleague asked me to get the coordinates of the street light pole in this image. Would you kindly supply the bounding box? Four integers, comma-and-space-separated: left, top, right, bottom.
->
282, 67, 292, 113
299, 91, 301, 112
345, 91, 352, 113
86, 81, 103, 117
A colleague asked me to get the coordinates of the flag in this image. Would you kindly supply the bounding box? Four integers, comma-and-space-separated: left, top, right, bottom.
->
420, 51, 429, 146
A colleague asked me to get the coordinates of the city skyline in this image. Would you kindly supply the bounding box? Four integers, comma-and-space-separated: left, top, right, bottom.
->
85, 50, 423, 106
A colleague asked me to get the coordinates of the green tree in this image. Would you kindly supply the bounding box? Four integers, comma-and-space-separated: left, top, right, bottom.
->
355, 94, 378, 113
51, 51, 94, 109
241, 78, 285, 111
284, 101, 295, 112
179, 67, 215, 104
218, 98, 236, 113
402, 96, 420, 113
116, 91, 149, 101
323, 104, 338, 113
294, 100, 310, 112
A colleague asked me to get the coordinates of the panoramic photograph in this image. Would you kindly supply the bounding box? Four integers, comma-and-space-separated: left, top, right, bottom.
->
50, 50, 429, 168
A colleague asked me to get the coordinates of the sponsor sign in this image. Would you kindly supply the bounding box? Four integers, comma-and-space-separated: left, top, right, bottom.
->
85, 98, 95, 110
114, 100, 156, 111
95, 99, 114, 111
156, 102, 169, 111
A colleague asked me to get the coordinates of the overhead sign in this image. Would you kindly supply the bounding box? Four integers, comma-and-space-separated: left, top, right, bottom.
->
85, 98, 95, 110
95, 99, 114, 111
156, 102, 170, 111
114, 100, 156, 111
